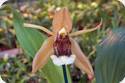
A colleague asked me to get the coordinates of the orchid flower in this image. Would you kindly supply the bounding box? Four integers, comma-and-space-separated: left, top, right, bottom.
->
0, 0, 7, 8
24, 7, 102, 80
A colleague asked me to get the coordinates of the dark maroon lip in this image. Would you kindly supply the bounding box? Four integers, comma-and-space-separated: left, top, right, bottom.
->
53, 34, 72, 57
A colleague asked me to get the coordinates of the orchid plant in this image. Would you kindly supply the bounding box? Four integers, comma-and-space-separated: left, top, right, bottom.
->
24, 7, 102, 82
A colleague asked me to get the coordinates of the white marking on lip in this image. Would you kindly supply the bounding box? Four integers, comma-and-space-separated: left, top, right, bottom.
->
50, 55, 76, 66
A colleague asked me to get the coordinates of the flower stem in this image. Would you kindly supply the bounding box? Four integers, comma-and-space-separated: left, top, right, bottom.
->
62, 65, 68, 83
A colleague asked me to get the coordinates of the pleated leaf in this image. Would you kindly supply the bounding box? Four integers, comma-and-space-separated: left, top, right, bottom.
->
13, 10, 72, 83
95, 28, 125, 83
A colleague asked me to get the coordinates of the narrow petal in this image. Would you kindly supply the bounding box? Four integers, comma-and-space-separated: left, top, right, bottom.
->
69, 19, 102, 37
63, 7, 72, 32
70, 38, 94, 79
75, 59, 94, 80
32, 36, 54, 73
52, 7, 72, 33
24, 23, 53, 36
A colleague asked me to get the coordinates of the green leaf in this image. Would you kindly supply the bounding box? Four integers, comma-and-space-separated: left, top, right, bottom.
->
95, 28, 125, 83
13, 10, 72, 83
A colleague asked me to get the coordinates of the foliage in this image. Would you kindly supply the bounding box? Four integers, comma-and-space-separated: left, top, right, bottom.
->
95, 28, 125, 83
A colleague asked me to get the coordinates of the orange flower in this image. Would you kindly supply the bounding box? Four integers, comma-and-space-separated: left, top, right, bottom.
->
24, 7, 102, 80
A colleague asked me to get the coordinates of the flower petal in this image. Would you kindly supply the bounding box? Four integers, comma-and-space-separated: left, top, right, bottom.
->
32, 36, 54, 73
52, 7, 72, 33
24, 23, 53, 36
75, 59, 94, 80
69, 19, 102, 37
70, 38, 94, 79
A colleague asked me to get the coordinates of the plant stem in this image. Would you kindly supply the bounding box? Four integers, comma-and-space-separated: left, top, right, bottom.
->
62, 65, 68, 83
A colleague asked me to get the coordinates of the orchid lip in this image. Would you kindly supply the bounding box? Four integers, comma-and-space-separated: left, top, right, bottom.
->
53, 32, 71, 56
52, 33, 75, 66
